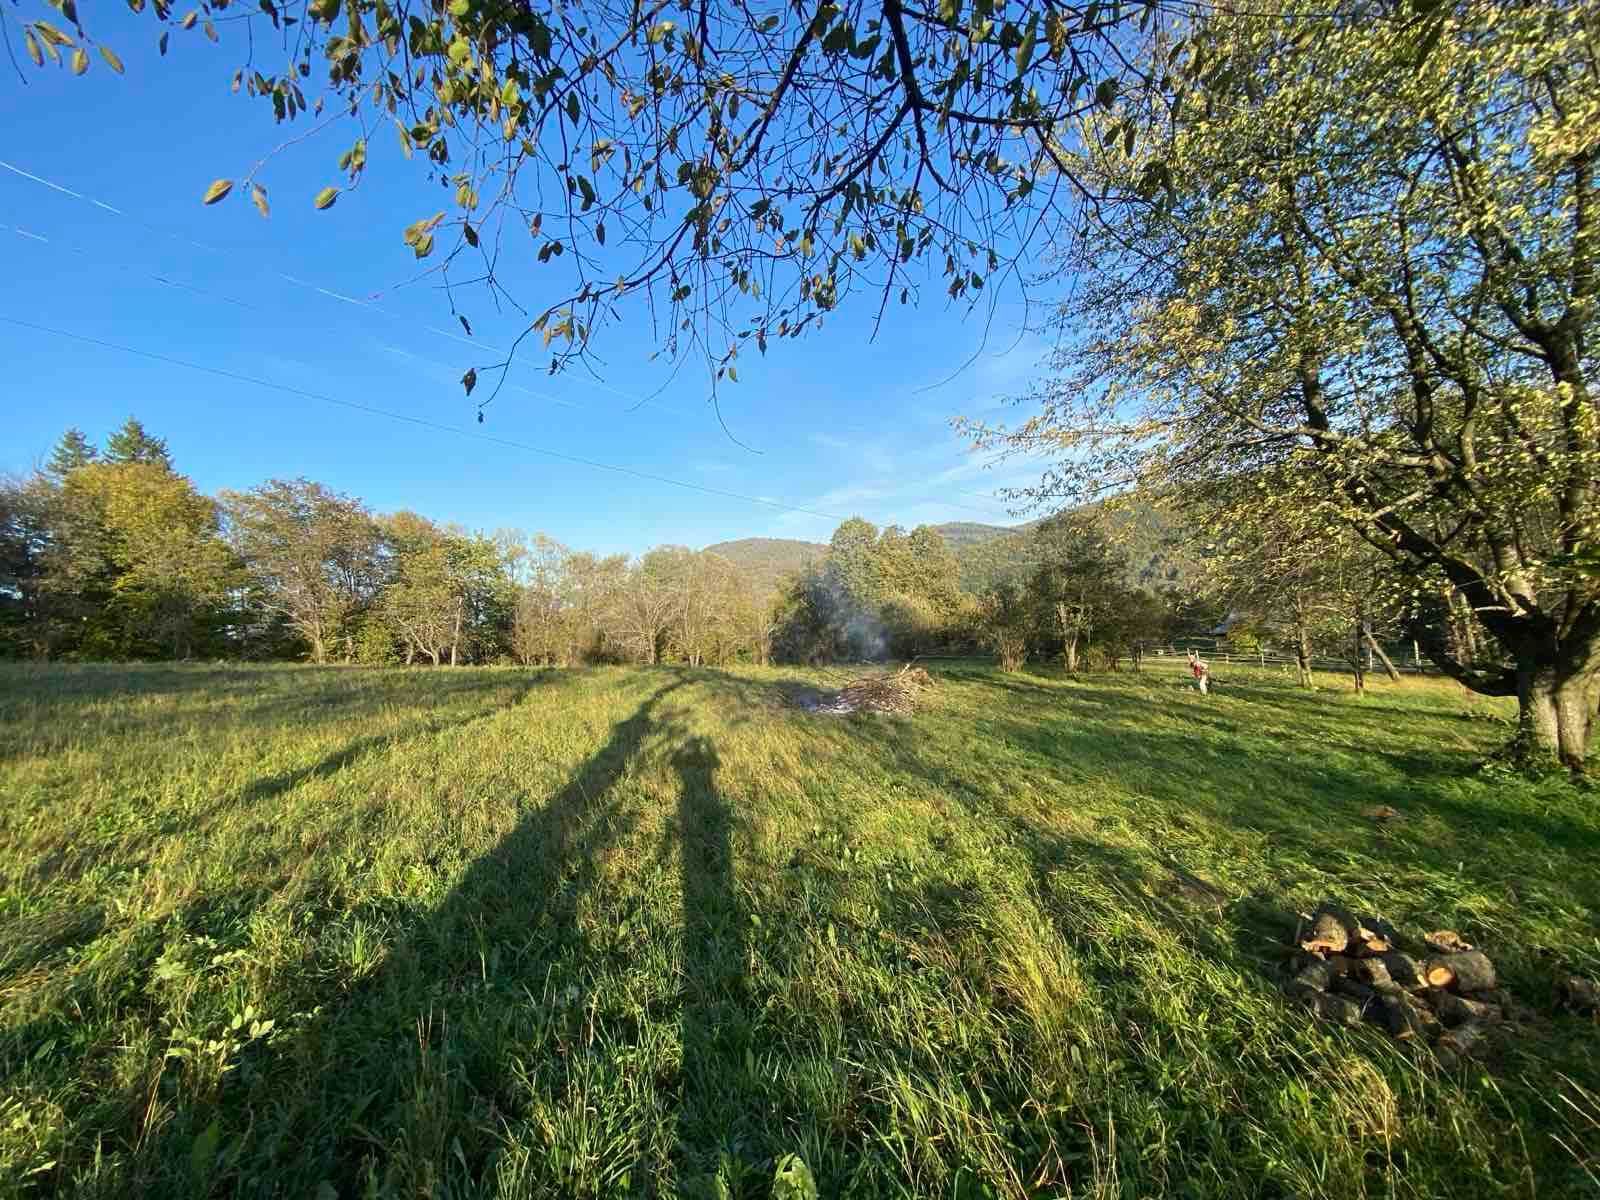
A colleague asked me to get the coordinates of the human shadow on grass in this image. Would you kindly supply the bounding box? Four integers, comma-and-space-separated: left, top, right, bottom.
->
671, 735, 759, 1191
84, 676, 694, 1196
97, 668, 818, 1197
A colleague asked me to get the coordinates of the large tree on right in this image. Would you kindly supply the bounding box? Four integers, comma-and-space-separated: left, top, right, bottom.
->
992, 0, 1598, 768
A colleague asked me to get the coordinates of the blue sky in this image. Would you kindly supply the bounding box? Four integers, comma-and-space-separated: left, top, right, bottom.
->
1, 7, 1058, 556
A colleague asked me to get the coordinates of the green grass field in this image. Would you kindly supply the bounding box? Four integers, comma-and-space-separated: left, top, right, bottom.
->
1, 660, 1597, 1198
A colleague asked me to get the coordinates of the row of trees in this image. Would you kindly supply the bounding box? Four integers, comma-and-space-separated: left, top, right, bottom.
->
772, 517, 969, 662
976, 516, 1180, 672
3, 422, 1213, 672
2, 419, 1479, 691
0, 421, 779, 668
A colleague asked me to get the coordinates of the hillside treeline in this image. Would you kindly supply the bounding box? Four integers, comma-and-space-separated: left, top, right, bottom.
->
0, 422, 785, 667
1, 421, 1207, 669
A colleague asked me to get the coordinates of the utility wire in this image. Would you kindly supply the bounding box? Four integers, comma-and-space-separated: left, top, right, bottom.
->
0, 157, 1031, 515
2, 220, 1019, 522
1, 315, 861, 525
0, 156, 697, 422
3, 220, 1024, 524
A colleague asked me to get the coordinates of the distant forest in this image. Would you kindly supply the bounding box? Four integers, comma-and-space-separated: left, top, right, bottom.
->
1, 420, 1202, 667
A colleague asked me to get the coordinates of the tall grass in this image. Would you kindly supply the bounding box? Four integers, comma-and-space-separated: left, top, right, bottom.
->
0, 660, 1595, 1197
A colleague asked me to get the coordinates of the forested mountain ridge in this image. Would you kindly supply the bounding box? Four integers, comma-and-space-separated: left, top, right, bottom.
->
708, 510, 1194, 599
702, 538, 826, 596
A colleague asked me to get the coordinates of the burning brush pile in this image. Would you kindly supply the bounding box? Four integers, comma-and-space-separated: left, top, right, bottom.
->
1286, 903, 1532, 1063
801, 665, 936, 715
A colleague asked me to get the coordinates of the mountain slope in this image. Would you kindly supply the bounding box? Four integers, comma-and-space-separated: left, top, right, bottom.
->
928, 521, 1020, 551
704, 537, 826, 595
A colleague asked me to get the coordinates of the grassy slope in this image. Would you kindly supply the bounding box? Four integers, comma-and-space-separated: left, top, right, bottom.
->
0, 662, 1596, 1198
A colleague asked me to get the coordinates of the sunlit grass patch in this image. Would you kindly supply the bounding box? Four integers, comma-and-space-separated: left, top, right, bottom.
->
0, 661, 1594, 1197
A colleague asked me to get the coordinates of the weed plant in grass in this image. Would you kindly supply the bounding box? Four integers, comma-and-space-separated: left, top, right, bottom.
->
0, 660, 1596, 1197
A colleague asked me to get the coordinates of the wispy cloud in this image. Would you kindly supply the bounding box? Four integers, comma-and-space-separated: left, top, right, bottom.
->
807, 431, 900, 474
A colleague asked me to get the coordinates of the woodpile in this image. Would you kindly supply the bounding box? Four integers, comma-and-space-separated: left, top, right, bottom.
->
1560, 975, 1599, 1015
802, 664, 936, 715
1284, 904, 1532, 1063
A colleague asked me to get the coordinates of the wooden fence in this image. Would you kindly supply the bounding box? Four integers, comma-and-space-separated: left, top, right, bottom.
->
918, 643, 1438, 678
1143, 641, 1437, 676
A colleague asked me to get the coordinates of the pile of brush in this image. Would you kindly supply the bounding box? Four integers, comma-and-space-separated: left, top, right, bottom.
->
812, 664, 936, 715
1286, 903, 1530, 1064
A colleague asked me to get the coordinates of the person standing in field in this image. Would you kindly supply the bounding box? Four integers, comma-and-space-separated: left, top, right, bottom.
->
1187, 650, 1210, 695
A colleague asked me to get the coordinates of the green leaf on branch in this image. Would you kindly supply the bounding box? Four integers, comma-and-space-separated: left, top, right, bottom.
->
314, 186, 339, 210
34, 19, 73, 46
1016, 30, 1036, 75
251, 183, 269, 217
202, 179, 233, 205
98, 45, 125, 73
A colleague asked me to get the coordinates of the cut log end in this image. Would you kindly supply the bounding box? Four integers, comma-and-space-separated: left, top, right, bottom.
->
1423, 950, 1497, 993
1315, 993, 1364, 1026
1302, 903, 1361, 956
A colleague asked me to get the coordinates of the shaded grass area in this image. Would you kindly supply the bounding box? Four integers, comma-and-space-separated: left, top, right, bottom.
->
0, 660, 1597, 1198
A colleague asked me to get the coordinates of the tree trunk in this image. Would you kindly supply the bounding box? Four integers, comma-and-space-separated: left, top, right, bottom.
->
1296, 621, 1313, 688
1518, 664, 1596, 771
450, 599, 463, 666
1365, 632, 1401, 682
1351, 606, 1366, 697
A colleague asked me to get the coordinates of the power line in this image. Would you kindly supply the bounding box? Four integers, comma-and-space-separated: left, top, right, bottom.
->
1, 315, 862, 525
0, 156, 699, 424
2, 223, 1025, 526
0, 159, 1030, 519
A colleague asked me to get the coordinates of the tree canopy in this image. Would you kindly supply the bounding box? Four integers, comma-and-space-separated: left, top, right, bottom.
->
104, 417, 174, 470
18, 0, 1183, 399
976, 0, 1600, 767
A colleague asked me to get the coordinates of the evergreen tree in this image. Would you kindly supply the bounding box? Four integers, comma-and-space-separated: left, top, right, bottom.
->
104, 418, 172, 470
45, 428, 98, 480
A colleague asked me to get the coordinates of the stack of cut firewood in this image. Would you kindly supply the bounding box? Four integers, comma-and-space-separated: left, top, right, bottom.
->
1285, 903, 1529, 1063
